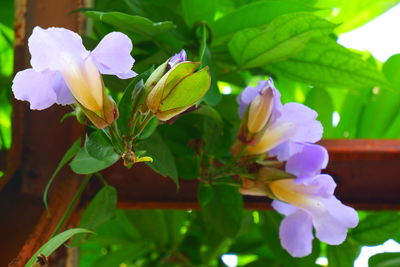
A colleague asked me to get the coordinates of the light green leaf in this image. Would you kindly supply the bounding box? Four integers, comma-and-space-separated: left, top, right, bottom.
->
267, 37, 388, 89
25, 228, 92, 267
85, 11, 175, 36
229, 12, 336, 68
305, 87, 334, 137
369, 252, 400, 267
43, 139, 81, 211
202, 181, 243, 238
72, 186, 118, 246
181, 0, 216, 27
214, 0, 313, 37
137, 131, 179, 186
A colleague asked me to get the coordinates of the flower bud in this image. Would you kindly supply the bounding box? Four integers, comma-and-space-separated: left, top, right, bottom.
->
146, 62, 211, 121
247, 88, 274, 133
79, 94, 119, 129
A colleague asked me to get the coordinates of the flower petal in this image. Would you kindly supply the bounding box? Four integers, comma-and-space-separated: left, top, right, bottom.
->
91, 32, 137, 79
169, 49, 187, 68
312, 197, 358, 245
279, 102, 323, 143
279, 210, 314, 257
237, 79, 281, 117
12, 69, 73, 110
286, 144, 329, 182
272, 200, 298, 216
28, 26, 89, 72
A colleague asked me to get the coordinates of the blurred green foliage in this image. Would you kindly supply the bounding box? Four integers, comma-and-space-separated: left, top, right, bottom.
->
0, 0, 13, 150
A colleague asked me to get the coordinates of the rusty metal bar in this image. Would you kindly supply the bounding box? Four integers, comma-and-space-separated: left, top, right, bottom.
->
106, 140, 400, 210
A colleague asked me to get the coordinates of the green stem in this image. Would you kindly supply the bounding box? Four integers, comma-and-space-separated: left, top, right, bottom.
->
134, 113, 154, 139
51, 175, 91, 238
199, 24, 207, 67
108, 121, 124, 154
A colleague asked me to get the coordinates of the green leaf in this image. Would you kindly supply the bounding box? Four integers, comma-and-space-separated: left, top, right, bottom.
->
72, 186, 118, 245
214, 0, 313, 37
43, 138, 81, 211
181, 0, 216, 27
198, 182, 214, 207
88, 244, 147, 267
229, 12, 335, 68
70, 146, 119, 175
25, 228, 92, 267
369, 252, 400, 267
327, 239, 360, 267
118, 67, 154, 136
267, 37, 388, 89
201, 181, 243, 238
85, 131, 116, 161
304, 87, 334, 137
326, 0, 400, 34
85, 11, 175, 36
351, 212, 400, 246
123, 210, 169, 247
137, 131, 179, 186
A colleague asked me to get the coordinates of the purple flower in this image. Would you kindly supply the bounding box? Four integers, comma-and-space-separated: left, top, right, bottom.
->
286, 143, 328, 183
237, 78, 282, 118
12, 27, 136, 113
246, 102, 323, 156
168, 49, 187, 68
271, 175, 358, 257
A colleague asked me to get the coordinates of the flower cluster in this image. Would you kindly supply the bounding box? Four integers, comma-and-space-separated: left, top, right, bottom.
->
237, 79, 359, 257
12, 27, 210, 129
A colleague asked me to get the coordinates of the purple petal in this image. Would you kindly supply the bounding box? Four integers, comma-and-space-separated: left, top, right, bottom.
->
237, 78, 282, 118
28, 26, 89, 72
286, 144, 329, 183
269, 142, 304, 161
272, 200, 298, 216
312, 196, 358, 245
168, 49, 187, 68
91, 32, 137, 79
279, 103, 323, 143
12, 69, 74, 110
279, 210, 314, 257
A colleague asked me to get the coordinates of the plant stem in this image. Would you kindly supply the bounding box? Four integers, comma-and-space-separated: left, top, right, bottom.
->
51, 175, 91, 238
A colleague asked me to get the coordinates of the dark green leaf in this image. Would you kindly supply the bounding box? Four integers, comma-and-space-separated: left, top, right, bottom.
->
137, 131, 179, 186
88, 244, 147, 267
369, 252, 400, 267
202, 181, 243, 238
118, 67, 154, 136
198, 182, 214, 207
327, 239, 360, 267
70, 147, 119, 175
73, 186, 118, 245
352, 212, 400, 246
